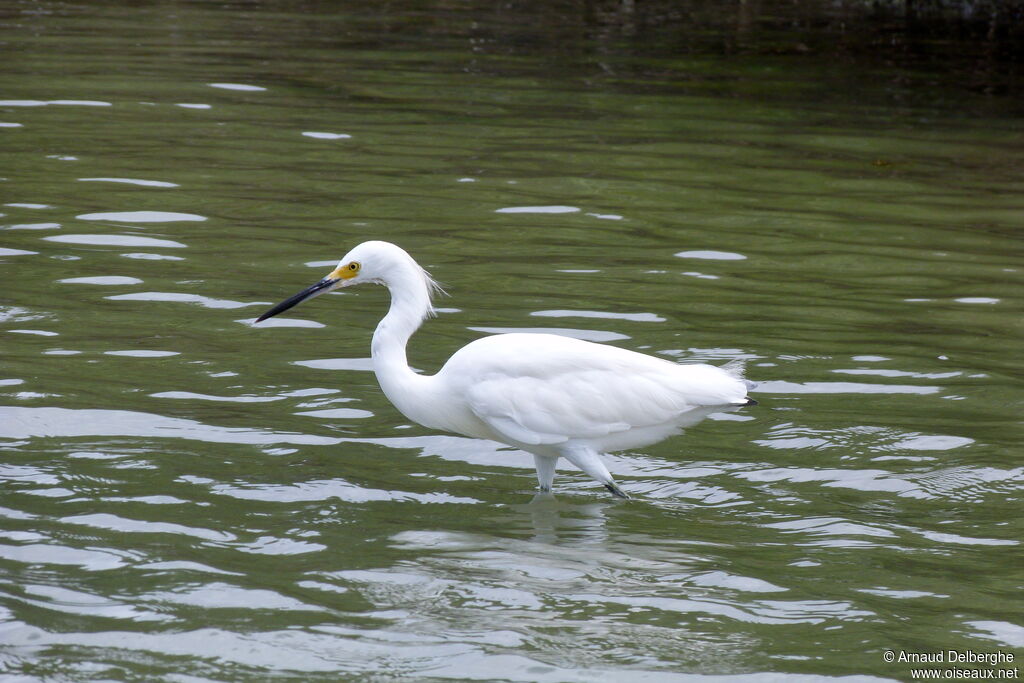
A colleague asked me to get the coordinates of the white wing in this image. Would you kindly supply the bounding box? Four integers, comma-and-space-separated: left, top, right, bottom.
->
441, 333, 750, 447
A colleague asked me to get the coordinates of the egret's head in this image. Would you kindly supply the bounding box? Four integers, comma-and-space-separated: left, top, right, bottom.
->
328, 240, 412, 287
255, 240, 441, 323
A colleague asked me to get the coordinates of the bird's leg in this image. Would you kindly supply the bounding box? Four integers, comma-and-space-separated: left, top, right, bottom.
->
562, 444, 630, 500
533, 454, 557, 493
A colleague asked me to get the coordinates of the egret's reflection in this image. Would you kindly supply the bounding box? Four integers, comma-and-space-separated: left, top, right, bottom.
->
504, 494, 614, 547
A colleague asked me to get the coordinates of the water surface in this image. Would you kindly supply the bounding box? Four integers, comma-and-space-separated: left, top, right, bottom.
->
1, 2, 1022, 681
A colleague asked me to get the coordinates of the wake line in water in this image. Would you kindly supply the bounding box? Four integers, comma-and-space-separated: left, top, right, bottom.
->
0, 406, 338, 446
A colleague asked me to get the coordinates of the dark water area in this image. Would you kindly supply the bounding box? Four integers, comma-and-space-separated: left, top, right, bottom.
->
1, 1, 1022, 681
382, 0, 1024, 102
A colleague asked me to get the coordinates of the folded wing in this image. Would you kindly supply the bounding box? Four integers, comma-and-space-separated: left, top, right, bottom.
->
448, 334, 750, 446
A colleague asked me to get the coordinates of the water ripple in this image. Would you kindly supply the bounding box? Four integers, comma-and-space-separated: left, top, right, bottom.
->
211, 479, 478, 505
78, 178, 179, 188
674, 250, 747, 260
20, 584, 168, 622
58, 276, 143, 285
293, 357, 376, 371
106, 292, 257, 309
755, 380, 940, 395
531, 309, 666, 323
302, 131, 352, 140
77, 211, 205, 222
64, 513, 234, 542
150, 391, 285, 403
0, 99, 111, 107
44, 234, 187, 248
208, 82, 266, 91
495, 205, 580, 214
0, 406, 339, 445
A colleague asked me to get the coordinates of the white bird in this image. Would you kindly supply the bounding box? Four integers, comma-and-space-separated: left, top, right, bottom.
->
256, 241, 755, 499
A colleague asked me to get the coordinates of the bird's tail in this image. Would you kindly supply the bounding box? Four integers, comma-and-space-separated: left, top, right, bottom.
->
722, 359, 758, 404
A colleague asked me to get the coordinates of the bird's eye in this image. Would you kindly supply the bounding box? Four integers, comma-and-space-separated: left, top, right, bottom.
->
349, 262, 360, 272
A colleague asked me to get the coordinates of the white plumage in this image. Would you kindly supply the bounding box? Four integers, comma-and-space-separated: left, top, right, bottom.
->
257, 240, 755, 498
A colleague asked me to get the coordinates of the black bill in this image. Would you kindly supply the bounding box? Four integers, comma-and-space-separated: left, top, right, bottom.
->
255, 277, 338, 323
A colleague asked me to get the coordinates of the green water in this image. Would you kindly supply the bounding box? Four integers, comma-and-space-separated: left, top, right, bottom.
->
2, 2, 1022, 681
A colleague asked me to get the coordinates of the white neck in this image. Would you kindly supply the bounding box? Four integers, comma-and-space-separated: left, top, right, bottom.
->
370, 261, 435, 424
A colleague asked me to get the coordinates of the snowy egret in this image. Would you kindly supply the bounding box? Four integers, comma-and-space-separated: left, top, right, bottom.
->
256, 241, 756, 498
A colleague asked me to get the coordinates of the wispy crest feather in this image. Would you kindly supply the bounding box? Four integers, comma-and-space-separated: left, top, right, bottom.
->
421, 267, 447, 317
